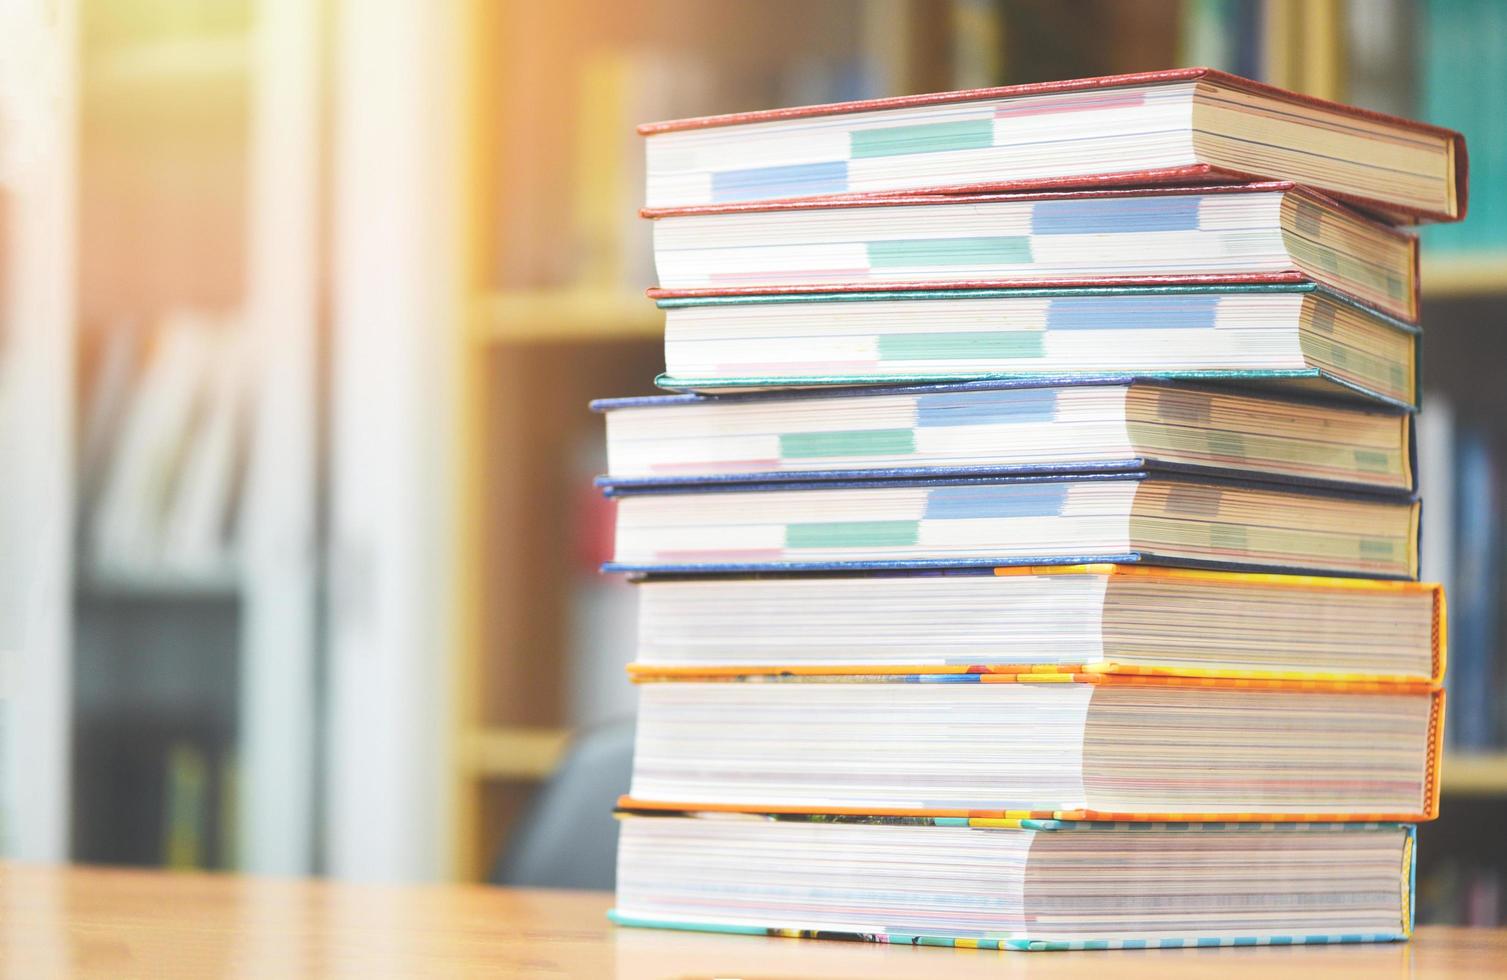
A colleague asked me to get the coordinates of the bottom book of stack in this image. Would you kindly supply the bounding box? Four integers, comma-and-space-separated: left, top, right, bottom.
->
612, 811, 1415, 951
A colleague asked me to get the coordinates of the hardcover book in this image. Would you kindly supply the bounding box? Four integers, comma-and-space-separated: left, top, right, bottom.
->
631, 565, 1445, 685
596, 379, 1415, 492
603, 473, 1421, 579
647, 183, 1419, 322
613, 812, 1418, 951
639, 66, 1466, 224
623, 672, 1443, 821
651, 284, 1418, 408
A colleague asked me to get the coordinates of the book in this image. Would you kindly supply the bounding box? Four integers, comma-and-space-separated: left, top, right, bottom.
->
162, 741, 208, 870
596, 379, 1415, 493
613, 813, 1417, 950
90, 314, 217, 572
1451, 427, 1501, 750
78, 320, 144, 518
653, 284, 1418, 408
88, 314, 250, 579
647, 183, 1419, 323
638, 67, 1466, 223
162, 325, 249, 575
631, 565, 1444, 685
622, 673, 1442, 821
603, 473, 1420, 579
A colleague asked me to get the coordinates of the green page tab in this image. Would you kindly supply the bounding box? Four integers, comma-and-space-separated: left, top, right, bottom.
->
780, 428, 916, 459
878, 331, 1045, 360
786, 520, 920, 549
850, 119, 995, 159
867, 236, 1032, 267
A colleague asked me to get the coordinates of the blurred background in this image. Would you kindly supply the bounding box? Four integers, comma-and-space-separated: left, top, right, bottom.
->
1, 0, 1505, 925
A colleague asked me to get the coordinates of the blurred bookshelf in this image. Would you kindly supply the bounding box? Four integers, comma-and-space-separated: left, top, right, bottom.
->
451, 0, 1507, 922
471, 291, 661, 344
68, 2, 251, 873
76, 563, 240, 600
0, 0, 324, 877
459, 726, 573, 782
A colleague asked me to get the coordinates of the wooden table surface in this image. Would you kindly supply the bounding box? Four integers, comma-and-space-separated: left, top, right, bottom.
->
2, 862, 1504, 978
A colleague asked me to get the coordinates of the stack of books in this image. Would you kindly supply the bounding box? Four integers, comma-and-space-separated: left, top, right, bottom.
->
596, 68, 1466, 951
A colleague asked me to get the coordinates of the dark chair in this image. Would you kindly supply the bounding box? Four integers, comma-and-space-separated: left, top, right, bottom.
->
490, 718, 636, 890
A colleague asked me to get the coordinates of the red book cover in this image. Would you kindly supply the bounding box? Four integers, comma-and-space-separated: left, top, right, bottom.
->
639, 67, 1468, 226
645, 182, 1421, 323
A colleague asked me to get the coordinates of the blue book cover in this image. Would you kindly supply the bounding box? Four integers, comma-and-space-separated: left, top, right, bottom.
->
601, 471, 1421, 580
593, 376, 1416, 495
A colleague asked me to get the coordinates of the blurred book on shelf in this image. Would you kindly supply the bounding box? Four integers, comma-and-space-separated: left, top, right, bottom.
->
1451, 426, 1503, 751
1415, 395, 1506, 753
1422, 858, 1507, 927
77, 319, 142, 512
1178, 0, 1261, 80
162, 741, 208, 870
569, 51, 714, 293
1422, 0, 1507, 255
159, 739, 238, 872
495, 14, 878, 294
161, 325, 249, 573
1345, 0, 1417, 120
82, 310, 250, 585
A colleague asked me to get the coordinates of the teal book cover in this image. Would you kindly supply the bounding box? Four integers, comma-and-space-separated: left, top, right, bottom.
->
610, 814, 1417, 952
652, 283, 1419, 410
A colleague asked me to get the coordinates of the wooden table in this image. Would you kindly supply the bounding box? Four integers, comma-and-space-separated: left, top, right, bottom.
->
2, 863, 1504, 978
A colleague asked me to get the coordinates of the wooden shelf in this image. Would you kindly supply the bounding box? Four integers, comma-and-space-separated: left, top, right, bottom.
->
77, 563, 241, 600
1422, 253, 1507, 297
471, 290, 662, 344
94, 37, 249, 87
1442, 753, 1507, 795
458, 726, 572, 781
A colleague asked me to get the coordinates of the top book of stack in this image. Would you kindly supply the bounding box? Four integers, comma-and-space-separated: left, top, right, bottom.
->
639, 67, 1467, 225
